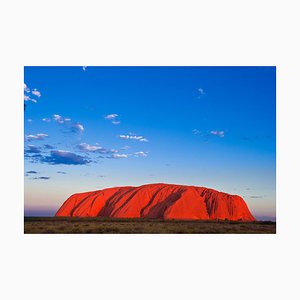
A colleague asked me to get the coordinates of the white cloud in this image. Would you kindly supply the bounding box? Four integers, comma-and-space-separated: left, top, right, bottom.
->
105, 114, 118, 120
210, 130, 225, 138
109, 153, 128, 159
42, 150, 90, 165
192, 129, 200, 135
27, 119, 33, 123
198, 88, 205, 95
42, 118, 51, 122
82, 66, 87, 71
26, 133, 48, 141
79, 143, 103, 152
53, 114, 71, 124
32, 88, 41, 97
78, 143, 117, 154
25, 145, 42, 153
24, 83, 30, 93
24, 95, 37, 103
71, 122, 84, 133
121, 146, 130, 150
134, 151, 148, 157
24, 84, 41, 104
104, 114, 120, 124
119, 134, 148, 142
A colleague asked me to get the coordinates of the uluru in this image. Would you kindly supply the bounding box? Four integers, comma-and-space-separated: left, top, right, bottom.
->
55, 183, 255, 221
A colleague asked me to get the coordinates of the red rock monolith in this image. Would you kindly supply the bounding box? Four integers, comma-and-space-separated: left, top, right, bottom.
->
55, 183, 255, 221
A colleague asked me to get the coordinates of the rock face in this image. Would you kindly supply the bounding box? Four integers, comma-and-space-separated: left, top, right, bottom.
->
55, 183, 255, 221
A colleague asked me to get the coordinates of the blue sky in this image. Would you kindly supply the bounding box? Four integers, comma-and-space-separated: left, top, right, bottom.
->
24, 66, 276, 219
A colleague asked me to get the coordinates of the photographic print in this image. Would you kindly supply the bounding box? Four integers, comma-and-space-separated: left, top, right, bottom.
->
24, 66, 276, 233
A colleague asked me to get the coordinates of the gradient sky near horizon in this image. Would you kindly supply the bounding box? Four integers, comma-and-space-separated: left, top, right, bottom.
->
24, 66, 276, 220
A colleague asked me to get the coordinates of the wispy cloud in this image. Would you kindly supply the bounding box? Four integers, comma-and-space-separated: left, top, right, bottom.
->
105, 114, 118, 120
134, 151, 148, 157
24, 153, 44, 163
26, 171, 38, 174
192, 129, 225, 140
111, 120, 120, 125
210, 130, 225, 138
24, 83, 30, 93
57, 171, 67, 174
31, 88, 41, 97
120, 145, 130, 150
78, 143, 106, 153
25, 145, 42, 154
24, 95, 37, 103
41, 150, 90, 165
250, 196, 263, 199
108, 153, 128, 159
53, 114, 71, 124
51, 115, 84, 135
105, 114, 120, 124
198, 88, 205, 96
78, 143, 117, 154
32, 176, 50, 180
119, 134, 148, 142
26, 133, 48, 141
27, 119, 33, 123
24, 83, 41, 104
71, 122, 84, 133
44, 144, 54, 149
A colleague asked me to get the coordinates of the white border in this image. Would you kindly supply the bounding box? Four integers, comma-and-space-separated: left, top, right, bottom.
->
1, 1, 299, 299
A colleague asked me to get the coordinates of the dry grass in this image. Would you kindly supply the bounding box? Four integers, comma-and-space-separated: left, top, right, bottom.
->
24, 217, 276, 234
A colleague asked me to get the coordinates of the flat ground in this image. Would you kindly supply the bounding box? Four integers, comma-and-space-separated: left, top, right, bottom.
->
24, 217, 276, 234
